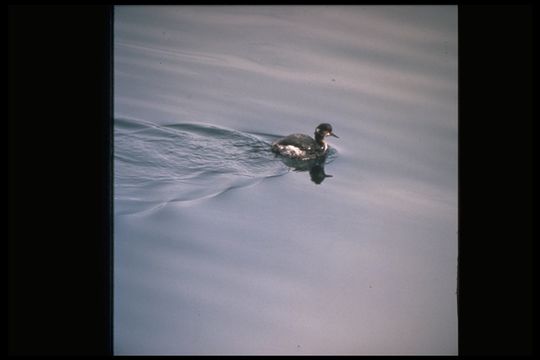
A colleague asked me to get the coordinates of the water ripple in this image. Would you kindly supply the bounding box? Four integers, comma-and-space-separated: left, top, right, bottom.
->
115, 117, 292, 215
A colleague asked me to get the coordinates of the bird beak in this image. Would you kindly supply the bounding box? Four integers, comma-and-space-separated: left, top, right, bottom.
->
330, 132, 339, 138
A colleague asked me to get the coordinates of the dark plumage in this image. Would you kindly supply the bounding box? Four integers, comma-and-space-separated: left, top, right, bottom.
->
271, 123, 339, 160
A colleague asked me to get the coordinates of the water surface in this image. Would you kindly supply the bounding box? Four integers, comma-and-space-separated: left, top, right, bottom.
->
114, 5, 458, 355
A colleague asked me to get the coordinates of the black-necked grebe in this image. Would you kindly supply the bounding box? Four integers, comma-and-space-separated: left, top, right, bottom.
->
271, 123, 339, 160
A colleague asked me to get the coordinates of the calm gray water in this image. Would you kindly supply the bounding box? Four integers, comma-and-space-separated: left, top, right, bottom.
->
114, 5, 458, 355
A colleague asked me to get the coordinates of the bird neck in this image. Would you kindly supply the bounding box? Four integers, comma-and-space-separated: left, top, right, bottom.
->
314, 132, 325, 145
314, 132, 326, 149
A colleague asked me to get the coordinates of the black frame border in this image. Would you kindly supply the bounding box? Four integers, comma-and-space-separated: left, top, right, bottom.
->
8, 4, 535, 356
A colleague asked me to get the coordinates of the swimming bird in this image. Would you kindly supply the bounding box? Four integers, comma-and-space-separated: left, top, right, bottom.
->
271, 123, 339, 160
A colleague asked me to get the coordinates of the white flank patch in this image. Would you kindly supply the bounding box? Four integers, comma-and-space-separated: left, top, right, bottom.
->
280, 145, 305, 157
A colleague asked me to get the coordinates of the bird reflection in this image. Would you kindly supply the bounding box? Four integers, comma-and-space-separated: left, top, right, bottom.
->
277, 153, 334, 184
